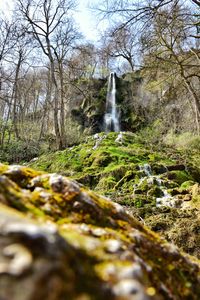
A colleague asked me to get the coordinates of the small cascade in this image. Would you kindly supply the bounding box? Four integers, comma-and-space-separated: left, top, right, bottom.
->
115, 132, 123, 144
140, 164, 152, 177
156, 190, 176, 208
93, 133, 106, 150
104, 72, 120, 132
136, 164, 178, 208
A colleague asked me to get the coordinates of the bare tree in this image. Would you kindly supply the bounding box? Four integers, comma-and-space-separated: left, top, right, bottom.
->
95, 0, 200, 30
0, 18, 22, 146
53, 21, 81, 146
16, 0, 78, 149
100, 26, 139, 71
140, 4, 200, 132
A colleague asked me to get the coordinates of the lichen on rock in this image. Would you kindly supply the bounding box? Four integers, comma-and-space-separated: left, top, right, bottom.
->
0, 163, 199, 299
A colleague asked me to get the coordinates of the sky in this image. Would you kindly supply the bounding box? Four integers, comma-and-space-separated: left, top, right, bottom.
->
74, 0, 100, 42
0, 0, 102, 42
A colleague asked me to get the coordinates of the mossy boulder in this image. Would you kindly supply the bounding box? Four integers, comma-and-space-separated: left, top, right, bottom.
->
151, 163, 168, 175
167, 170, 192, 185
180, 181, 196, 190
0, 163, 199, 299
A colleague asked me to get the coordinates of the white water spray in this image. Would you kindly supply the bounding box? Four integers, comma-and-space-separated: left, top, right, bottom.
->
104, 72, 120, 132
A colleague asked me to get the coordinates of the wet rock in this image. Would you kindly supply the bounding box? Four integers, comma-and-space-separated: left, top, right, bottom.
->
167, 165, 186, 171
151, 164, 168, 175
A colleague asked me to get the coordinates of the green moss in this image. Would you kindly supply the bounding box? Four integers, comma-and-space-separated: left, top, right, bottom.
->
103, 164, 128, 180
116, 195, 135, 206
27, 132, 200, 212
180, 181, 195, 190
0, 175, 29, 211
26, 203, 46, 218
90, 151, 113, 167
114, 169, 137, 189
134, 196, 145, 208
96, 176, 116, 192
148, 186, 163, 198
167, 170, 193, 185
0, 163, 9, 173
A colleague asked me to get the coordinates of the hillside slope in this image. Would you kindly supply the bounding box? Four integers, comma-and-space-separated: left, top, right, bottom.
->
28, 132, 200, 258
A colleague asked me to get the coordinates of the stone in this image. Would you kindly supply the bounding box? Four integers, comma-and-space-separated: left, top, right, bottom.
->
0, 164, 199, 299
183, 194, 192, 201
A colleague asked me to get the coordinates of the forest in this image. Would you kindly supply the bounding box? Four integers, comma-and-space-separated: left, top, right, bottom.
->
0, 0, 199, 161
0, 1, 200, 299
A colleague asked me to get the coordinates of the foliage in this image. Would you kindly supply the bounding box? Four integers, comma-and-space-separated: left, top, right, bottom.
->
0, 139, 41, 163
136, 119, 166, 146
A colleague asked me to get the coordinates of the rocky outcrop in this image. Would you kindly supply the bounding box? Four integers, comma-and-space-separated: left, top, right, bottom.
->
0, 163, 199, 299
70, 73, 147, 134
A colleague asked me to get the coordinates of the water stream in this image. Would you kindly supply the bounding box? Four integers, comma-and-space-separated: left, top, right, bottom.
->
137, 164, 178, 208
104, 72, 120, 132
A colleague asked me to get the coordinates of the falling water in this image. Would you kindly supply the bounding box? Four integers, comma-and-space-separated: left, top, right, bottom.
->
104, 72, 120, 132
137, 164, 178, 208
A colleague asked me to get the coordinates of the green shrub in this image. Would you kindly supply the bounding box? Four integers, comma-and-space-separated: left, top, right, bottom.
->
0, 139, 40, 163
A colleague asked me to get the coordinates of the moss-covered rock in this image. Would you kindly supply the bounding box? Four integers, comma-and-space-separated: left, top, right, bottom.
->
28, 132, 200, 211
167, 170, 193, 185
95, 176, 117, 192
0, 163, 199, 299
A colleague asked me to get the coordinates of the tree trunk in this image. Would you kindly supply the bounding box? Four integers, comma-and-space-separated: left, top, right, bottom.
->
1, 98, 11, 147
58, 61, 66, 148
39, 77, 52, 141
183, 77, 200, 135
46, 38, 62, 149
12, 54, 22, 139
51, 62, 62, 149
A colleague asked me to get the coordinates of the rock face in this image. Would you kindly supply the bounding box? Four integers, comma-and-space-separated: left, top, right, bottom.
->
70, 73, 146, 134
0, 163, 200, 299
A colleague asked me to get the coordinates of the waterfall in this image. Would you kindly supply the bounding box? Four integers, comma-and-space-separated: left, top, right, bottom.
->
104, 72, 120, 132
